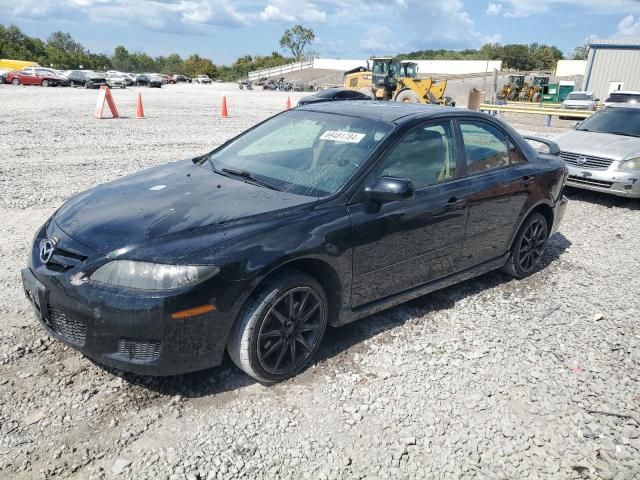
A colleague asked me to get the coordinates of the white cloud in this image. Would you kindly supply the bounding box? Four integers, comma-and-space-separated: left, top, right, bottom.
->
360, 26, 406, 54
3, 0, 249, 29
501, 0, 640, 18
486, 2, 503, 15
259, 0, 327, 23
615, 14, 640, 37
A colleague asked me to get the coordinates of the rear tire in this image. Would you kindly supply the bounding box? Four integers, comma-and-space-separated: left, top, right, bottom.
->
503, 212, 549, 278
395, 89, 420, 103
41, 79, 49, 87
227, 271, 328, 383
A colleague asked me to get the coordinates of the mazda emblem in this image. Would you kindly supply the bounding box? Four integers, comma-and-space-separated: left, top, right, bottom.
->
576, 156, 587, 165
39, 238, 57, 264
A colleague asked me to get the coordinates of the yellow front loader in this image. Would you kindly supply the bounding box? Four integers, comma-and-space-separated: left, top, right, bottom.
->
343, 58, 454, 106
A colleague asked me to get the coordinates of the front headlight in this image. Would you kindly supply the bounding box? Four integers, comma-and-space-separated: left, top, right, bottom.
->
620, 157, 640, 172
90, 261, 219, 290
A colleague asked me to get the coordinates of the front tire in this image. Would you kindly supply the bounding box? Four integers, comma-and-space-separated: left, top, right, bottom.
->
227, 271, 328, 383
12, 78, 20, 85
503, 212, 549, 278
395, 89, 420, 103
41, 79, 49, 87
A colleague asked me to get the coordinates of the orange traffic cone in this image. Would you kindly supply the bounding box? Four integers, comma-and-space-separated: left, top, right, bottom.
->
135, 93, 145, 119
285, 97, 291, 110
221, 96, 229, 118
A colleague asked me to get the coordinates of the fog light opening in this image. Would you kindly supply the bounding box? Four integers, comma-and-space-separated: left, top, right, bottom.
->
171, 304, 216, 320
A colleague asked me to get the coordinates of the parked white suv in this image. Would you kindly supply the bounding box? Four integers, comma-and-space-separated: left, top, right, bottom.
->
604, 91, 640, 107
193, 74, 212, 84
105, 72, 127, 89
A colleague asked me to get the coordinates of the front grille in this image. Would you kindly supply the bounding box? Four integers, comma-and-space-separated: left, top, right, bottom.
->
46, 307, 87, 346
568, 175, 613, 188
46, 247, 88, 272
559, 151, 614, 170
118, 339, 162, 362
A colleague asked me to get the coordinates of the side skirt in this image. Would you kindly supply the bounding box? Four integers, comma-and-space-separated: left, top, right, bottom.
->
335, 253, 509, 327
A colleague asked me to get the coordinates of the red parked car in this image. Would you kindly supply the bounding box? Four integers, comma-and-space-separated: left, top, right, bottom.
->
6, 70, 69, 87
160, 74, 175, 84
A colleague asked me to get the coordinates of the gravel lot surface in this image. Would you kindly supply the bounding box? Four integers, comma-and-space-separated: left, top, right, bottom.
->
1, 83, 639, 480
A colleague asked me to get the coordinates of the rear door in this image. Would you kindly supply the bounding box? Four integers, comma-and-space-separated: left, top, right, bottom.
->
456, 119, 534, 269
349, 120, 469, 307
23, 72, 39, 85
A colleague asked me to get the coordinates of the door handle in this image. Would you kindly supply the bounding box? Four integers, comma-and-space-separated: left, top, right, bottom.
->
521, 176, 535, 186
444, 197, 467, 210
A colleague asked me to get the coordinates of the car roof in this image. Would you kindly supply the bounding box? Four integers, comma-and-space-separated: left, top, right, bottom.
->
567, 91, 593, 95
607, 91, 640, 95
296, 100, 463, 123
604, 104, 640, 109
313, 88, 356, 98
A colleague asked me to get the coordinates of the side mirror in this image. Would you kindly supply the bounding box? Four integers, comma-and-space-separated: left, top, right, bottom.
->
365, 177, 415, 202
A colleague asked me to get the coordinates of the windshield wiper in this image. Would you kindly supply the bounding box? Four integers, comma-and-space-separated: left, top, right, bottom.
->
220, 167, 281, 191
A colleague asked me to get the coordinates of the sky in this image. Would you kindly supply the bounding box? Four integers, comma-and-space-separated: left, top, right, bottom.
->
2, 0, 640, 64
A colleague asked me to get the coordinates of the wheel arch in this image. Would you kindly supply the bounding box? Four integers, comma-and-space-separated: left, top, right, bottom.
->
508, 201, 554, 252
236, 256, 345, 328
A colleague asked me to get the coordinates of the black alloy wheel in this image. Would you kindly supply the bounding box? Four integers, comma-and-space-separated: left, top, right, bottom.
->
257, 287, 325, 376
503, 212, 549, 278
227, 271, 328, 383
518, 217, 547, 272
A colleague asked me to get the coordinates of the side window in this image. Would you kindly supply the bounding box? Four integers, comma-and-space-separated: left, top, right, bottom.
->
460, 121, 510, 174
349, 78, 357, 88
370, 121, 457, 189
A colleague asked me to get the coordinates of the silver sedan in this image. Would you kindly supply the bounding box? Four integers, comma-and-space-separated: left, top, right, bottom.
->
553, 106, 640, 198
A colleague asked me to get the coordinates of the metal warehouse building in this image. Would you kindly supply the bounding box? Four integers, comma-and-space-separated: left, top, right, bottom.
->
583, 38, 640, 101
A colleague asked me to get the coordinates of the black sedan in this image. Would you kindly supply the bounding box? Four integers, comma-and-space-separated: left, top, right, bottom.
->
135, 74, 163, 88
22, 103, 568, 382
66, 70, 107, 89
298, 87, 372, 106
173, 74, 191, 83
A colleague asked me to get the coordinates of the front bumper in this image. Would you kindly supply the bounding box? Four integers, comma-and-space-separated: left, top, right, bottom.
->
22, 222, 248, 376
566, 165, 640, 198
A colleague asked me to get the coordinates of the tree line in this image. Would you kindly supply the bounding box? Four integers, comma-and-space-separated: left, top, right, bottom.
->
1, 22, 582, 80
397, 43, 566, 71
0, 24, 292, 80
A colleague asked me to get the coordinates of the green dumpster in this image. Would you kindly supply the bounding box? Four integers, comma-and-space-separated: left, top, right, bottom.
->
541, 81, 575, 104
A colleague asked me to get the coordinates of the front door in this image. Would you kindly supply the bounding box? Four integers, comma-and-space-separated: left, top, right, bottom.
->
349, 120, 469, 307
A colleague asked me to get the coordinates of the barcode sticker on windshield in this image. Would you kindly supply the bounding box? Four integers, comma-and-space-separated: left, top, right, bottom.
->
319, 131, 366, 143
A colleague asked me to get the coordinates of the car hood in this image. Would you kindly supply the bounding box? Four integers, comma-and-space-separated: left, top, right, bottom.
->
554, 130, 640, 160
53, 159, 317, 258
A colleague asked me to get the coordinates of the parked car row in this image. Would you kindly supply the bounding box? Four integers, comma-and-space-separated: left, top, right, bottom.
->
1, 68, 215, 88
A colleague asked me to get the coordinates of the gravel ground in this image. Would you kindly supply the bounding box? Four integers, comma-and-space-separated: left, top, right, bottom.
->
1, 83, 639, 480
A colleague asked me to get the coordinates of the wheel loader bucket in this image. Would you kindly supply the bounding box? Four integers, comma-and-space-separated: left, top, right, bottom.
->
396, 77, 433, 103
429, 79, 448, 102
